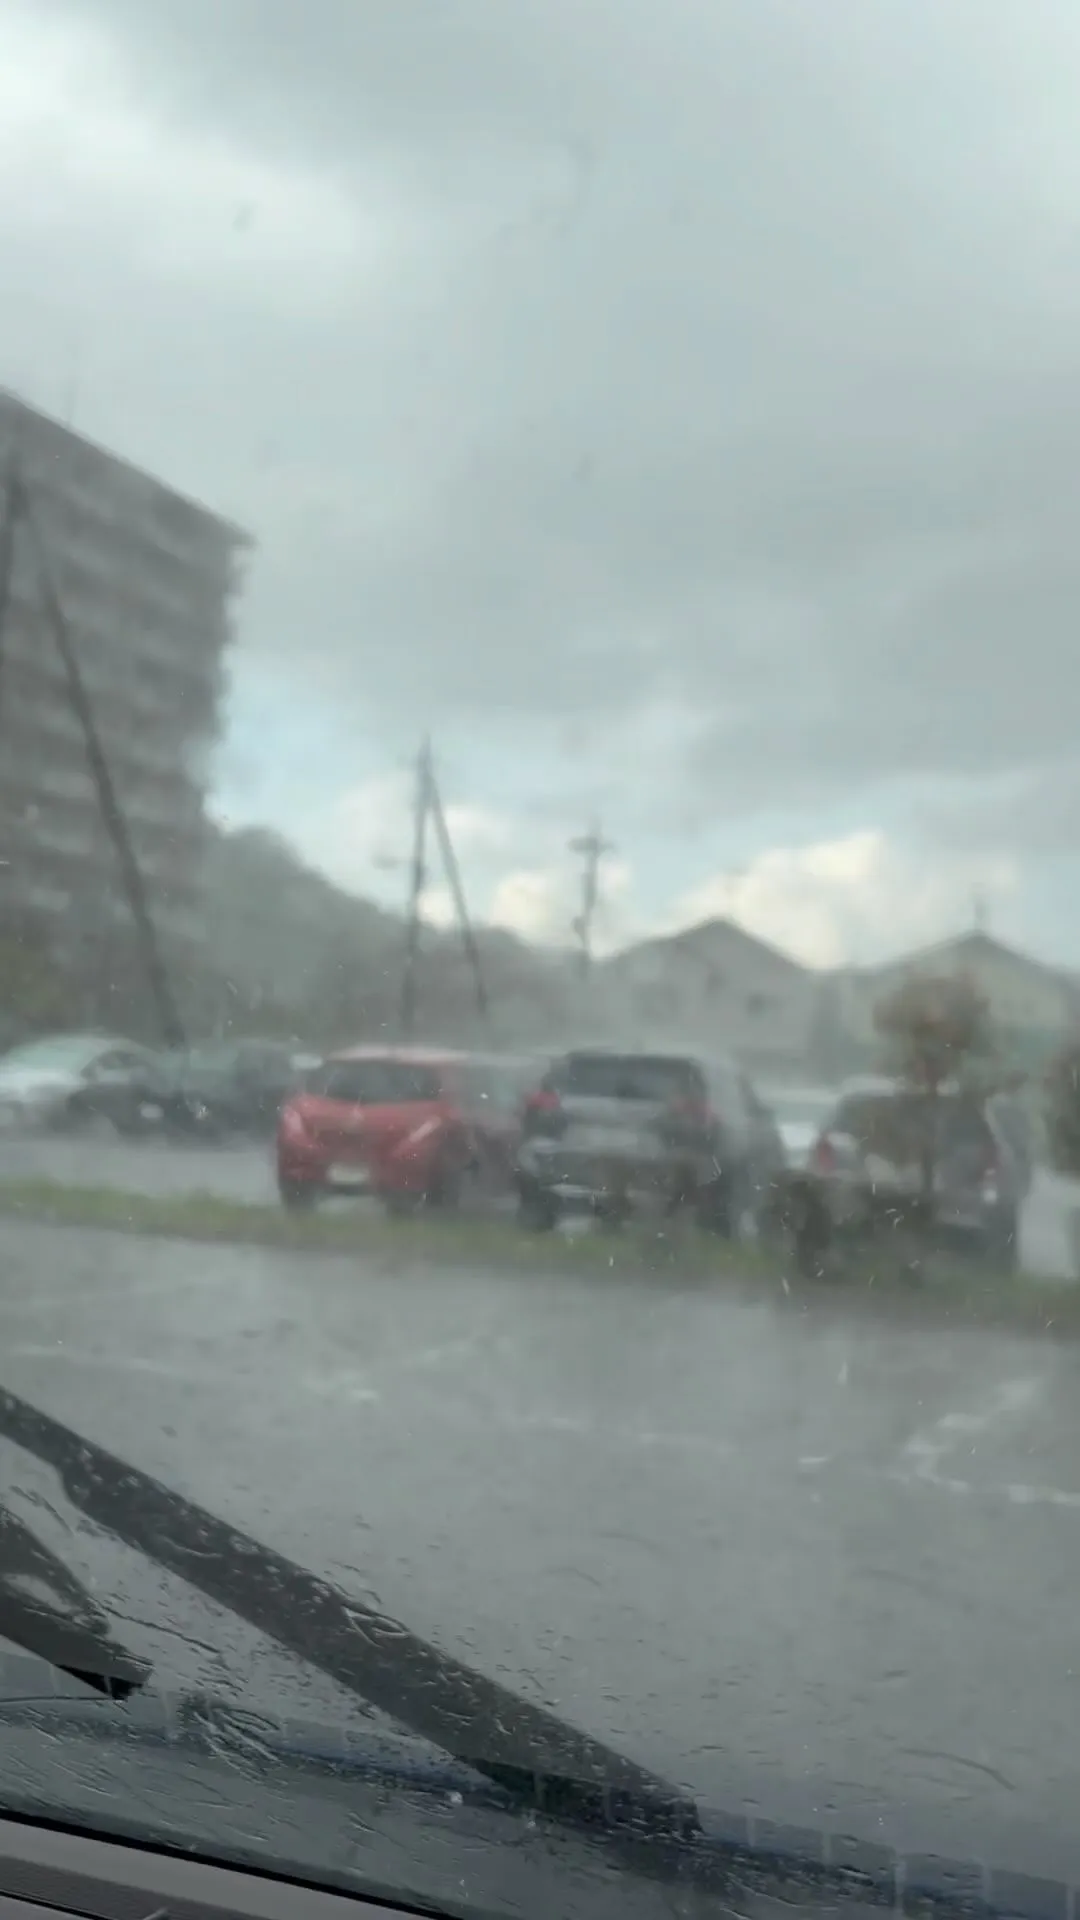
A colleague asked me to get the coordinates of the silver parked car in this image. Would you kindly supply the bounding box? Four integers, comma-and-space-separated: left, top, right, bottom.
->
785, 1075, 1033, 1274
514, 1046, 785, 1233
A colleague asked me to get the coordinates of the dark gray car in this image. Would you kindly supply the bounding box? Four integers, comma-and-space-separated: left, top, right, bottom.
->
514, 1046, 784, 1233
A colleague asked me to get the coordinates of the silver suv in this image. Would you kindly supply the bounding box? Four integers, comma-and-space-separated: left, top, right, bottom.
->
514, 1047, 785, 1233
786, 1075, 1033, 1274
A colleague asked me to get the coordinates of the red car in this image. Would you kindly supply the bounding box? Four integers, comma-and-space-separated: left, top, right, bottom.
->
275, 1046, 522, 1215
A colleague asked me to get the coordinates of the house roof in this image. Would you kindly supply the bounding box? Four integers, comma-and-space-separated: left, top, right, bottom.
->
605, 915, 815, 979
859, 927, 1079, 993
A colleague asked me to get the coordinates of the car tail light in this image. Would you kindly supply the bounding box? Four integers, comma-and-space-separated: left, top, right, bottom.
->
668, 1094, 711, 1131
811, 1132, 837, 1175
522, 1087, 564, 1137
980, 1140, 1000, 1201
279, 1102, 309, 1143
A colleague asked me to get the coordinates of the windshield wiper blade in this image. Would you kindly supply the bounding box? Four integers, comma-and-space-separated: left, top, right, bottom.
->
0, 1504, 149, 1700
0, 1386, 697, 1850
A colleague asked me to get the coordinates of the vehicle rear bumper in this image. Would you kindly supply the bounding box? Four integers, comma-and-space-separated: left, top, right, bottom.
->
797, 1177, 1017, 1255
277, 1144, 448, 1198
515, 1159, 691, 1213
276, 1148, 372, 1194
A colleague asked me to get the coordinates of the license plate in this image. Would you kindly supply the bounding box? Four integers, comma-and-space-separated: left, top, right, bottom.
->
573, 1125, 636, 1153
139, 1103, 163, 1121
327, 1162, 369, 1189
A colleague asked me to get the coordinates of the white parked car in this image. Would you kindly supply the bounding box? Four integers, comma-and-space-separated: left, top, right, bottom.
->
0, 1032, 158, 1133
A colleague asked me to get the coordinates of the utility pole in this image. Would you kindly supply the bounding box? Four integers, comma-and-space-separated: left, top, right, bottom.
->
427, 758, 489, 1032
395, 737, 491, 1041
0, 460, 21, 719
569, 823, 614, 982
21, 491, 187, 1050
398, 736, 431, 1041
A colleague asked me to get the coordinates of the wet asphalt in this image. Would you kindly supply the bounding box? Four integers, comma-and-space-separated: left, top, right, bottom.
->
2, 1204, 1080, 1883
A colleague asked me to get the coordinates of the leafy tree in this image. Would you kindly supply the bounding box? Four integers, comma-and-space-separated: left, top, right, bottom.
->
873, 971, 992, 1214
1044, 1042, 1080, 1176
874, 971, 991, 1094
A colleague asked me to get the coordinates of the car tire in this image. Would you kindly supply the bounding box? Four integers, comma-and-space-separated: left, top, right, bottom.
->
279, 1179, 317, 1213
424, 1166, 463, 1212
384, 1192, 420, 1219
63, 1099, 120, 1141
791, 1187, 831, 1278
984, 1208, 1019, 1273
695, 1173, 737, 1237
517, 1189, 558, 1233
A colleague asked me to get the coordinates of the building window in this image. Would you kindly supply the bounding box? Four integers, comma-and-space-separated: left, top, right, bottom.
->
635, 983, 675, 1023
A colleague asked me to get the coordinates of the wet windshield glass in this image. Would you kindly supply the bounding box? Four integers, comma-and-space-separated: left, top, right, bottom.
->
2, 4, 1080, 1918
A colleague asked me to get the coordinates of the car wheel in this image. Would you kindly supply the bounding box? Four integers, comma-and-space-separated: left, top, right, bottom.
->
791, 1188, 831, 1278
63, 1099, 120, 1141
517, 1189, 558, 1233
984, 1209, 1019, 1273
424, 1166, 463, 1212
696, 1174, 736, 1236
279, 1179, 317, 1213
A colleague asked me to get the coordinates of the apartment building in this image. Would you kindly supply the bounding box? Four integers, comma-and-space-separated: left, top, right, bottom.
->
0, 390, 250, 1008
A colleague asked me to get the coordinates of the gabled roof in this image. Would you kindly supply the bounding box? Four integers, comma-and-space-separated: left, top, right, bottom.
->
605, 915, 815, 979
861, 928, 1079, 992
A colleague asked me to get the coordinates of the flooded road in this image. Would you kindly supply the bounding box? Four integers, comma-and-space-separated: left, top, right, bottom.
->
1, 1218, 1078, 1879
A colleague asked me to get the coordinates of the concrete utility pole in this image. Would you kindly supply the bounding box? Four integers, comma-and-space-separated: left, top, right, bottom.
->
0, 460, 21, 722
427, 759, 489, 1031
398, 737, 431, 1042
396, 737, 491, 1040
570, 823, 615, 982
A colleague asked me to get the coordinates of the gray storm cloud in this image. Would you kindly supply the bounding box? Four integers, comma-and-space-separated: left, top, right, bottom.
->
13, 0, 1080, 847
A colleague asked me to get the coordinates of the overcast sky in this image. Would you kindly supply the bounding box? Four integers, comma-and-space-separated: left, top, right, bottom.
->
4, 0, 1080, 966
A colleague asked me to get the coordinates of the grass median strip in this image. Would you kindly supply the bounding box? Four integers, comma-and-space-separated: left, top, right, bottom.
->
0, 1175, 1076, 1335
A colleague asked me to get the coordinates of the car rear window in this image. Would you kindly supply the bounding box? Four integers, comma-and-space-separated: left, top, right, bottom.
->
309, 1059, 443, 1104
832, 1091, 989, 1162
832, 1093, 928, 1161
554, 1053, 702, 1102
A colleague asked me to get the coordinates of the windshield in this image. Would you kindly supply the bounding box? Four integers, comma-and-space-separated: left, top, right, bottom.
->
3, 4, 1080, 1918
554, 1054, 700, 1102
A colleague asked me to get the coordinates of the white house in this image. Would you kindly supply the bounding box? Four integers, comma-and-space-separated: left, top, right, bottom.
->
838, 930, 1080, 1076
596, 917, 821, 1077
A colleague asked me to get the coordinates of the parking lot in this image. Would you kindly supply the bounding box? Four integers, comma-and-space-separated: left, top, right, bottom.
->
0, 1126, 1076, 1277
4, 1210, 1080, 1883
